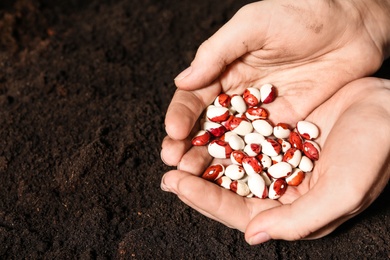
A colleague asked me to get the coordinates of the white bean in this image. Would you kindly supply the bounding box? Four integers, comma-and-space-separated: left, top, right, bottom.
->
298, 155, 314, 172
225, 164, 246, 180
267, 162, 292, 179
297, 120, 319, 140
248, 174, 267, 199
252, 119, 273, 137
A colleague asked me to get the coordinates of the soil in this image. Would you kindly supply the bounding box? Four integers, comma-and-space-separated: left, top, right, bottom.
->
0, 0, 389, 259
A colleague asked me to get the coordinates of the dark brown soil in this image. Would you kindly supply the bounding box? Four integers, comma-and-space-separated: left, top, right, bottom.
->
0, 0, 389, 259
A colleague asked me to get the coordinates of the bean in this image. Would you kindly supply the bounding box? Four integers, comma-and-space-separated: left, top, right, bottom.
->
202, 164, 225, 181
206, 106, 230, 123
261, 138, 282, 157
203, 121, 226, 137
242, 156, 263, 175
245, 107, 268, 121
298, 155, 314, 172
273, 123, 291, 139
230, 94, 247, 114
243, 87, 261, 107
260, 83, 276, 104
230, 180, 251, 197
191, 130, 211, 146
214, 93, 231, 107
302, 140, 320, 161
282, 147, 302, 168
225, 164, 246, 180
268, 178, 288, 199
252, 119, 274, 137
286, 168, 305, 186
230, 150, 247, 165
228, 133, 245, 150
267, 162, 292, 179
297, 120, 319, 140
208, 140, 233, 159
244, 143, 261, 157
244, 132, 265, 145
248, 174, 268, 199
216, 175, 232, 189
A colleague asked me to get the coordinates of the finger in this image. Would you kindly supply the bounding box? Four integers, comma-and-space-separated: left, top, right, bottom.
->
161, 169, 250, 231
175, 145, 213, 175
174, 2, 269, 90
161, 170, 234, 228
244, 177, 347, 244
161, 170, 280, 231
160, 135, 193, 167
165, 83, 221, 140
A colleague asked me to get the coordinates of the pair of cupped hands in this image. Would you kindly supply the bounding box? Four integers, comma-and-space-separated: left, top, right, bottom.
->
160, 0, 390, 245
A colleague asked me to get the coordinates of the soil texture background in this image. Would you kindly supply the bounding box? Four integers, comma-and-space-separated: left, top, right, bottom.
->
0, 0, 389, 259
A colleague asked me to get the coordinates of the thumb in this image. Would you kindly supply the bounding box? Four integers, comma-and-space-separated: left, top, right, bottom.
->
174, 3, 268, 90
244, 180, 358, 245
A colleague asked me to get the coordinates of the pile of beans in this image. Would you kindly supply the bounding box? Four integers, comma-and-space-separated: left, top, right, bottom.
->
191, 84, 320, 199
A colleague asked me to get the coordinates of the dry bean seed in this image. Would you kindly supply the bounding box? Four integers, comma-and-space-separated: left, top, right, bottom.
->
302, 140, 320, 161
268, 178, 287, 199
243, 87, 261, 107
248, 174, 268, 199
245, 107, 268, 121
230, 94, 247, 113
282, 147, 302, 168
214, 93, 231, 107
202, 164, 225, 181
230, 150, 247, 165
252, 119, 274, 136
191, 130, 211, 146
244, 143, 261, 157
273, 123, 291, 139
203, 121, 226, 137
208, 140, 233, 159
206, 106, 230, 123
297, 120, 319, 140
225, 164, 246, 180
256, 153, 272, 169
288, 131, 303, 150
215, 175, 232, 189
286, 168, 305, 186
298, 155, 314, 172
228, 134, 245, 150
230, 180, 251, 196
261, 138, 282, 157
277, 138, 292, 153
267, 162, 292, 179
242, 156, 263, 175
260, 83, 276, 104
244, 132, 265, 145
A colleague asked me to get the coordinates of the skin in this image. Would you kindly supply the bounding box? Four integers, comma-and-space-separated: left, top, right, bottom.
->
160, 0, 390, 244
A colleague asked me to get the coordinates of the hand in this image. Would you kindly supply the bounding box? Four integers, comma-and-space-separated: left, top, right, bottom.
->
162, 77, 390, 244
161, 0, 390, 244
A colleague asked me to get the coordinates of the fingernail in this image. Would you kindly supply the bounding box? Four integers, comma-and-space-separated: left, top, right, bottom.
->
160, 174, 170, 192
248, 232, 271, 245
174, 66, 192, 81
160, 150, 168, 165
